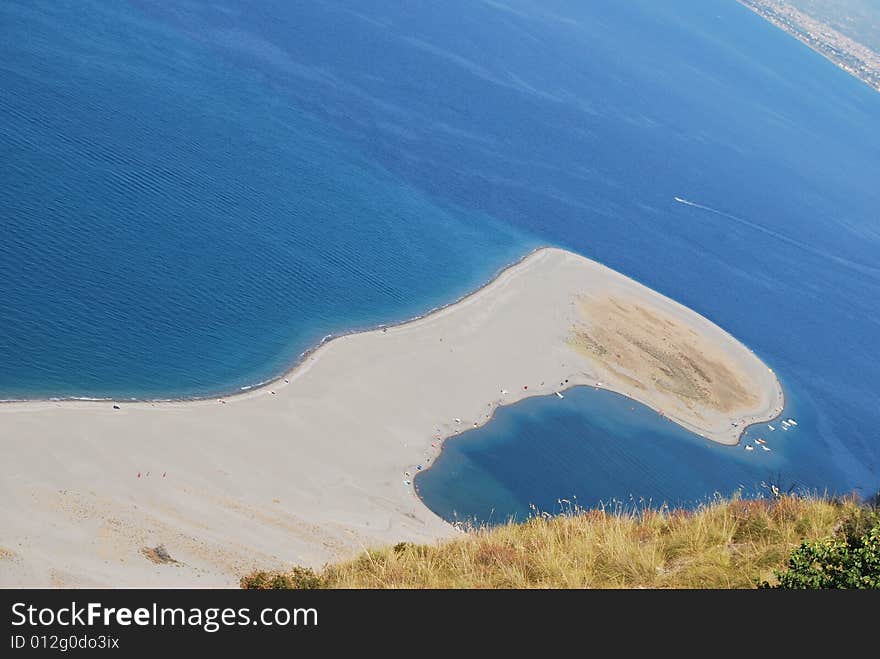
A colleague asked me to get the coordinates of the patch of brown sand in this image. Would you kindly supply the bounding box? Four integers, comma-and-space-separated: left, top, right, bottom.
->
569, 295, 761, 417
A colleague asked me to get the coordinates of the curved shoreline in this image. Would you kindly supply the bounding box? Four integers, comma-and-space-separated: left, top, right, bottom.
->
0, 246, 549, 406
412, 384, 786, 523
1, 245, 784, 446
0, 247, 784, 587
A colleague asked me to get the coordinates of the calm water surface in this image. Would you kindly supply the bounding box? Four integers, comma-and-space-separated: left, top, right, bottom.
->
1, 1, 878, 518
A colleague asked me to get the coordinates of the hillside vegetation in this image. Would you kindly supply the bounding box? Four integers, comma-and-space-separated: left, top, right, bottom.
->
242, 495, 879, 589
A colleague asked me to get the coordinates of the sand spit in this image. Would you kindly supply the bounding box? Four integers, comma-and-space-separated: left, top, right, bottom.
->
0, 248, 782, 586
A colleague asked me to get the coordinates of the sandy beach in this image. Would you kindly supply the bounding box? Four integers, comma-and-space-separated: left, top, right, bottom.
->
0, 247, 783, 587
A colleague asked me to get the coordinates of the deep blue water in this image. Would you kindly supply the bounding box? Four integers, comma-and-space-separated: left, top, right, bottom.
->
1, 1, 878, 515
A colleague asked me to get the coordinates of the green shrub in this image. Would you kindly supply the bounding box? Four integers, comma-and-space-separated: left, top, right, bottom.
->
764, 517, 880, 589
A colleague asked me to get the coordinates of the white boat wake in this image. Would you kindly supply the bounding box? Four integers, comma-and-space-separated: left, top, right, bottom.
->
673, 196, 880, 279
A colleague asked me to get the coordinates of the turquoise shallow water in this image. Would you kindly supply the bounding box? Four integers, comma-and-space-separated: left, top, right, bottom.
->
1, 1, 878, 516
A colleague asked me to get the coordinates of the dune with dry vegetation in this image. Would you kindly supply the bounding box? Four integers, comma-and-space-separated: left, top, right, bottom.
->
242, 494, 879, 589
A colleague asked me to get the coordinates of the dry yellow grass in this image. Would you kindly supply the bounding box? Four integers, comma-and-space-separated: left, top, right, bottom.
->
242, 495, 857, 589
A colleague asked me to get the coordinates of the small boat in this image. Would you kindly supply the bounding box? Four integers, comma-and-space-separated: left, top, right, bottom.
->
555, 391, 564, 399
761, 445, 772, 452
745, 445, 754, 451
787, 418, 798, 426
768, 424, 775, 431
755, 438, 766, 445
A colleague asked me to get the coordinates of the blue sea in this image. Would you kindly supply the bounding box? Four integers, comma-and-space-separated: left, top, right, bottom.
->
2, 1, 878, 519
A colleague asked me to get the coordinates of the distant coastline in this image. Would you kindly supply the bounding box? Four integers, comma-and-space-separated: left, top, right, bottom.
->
738, 0, 880, 93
